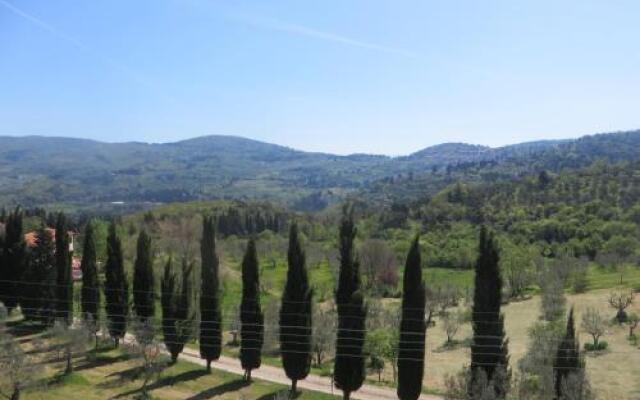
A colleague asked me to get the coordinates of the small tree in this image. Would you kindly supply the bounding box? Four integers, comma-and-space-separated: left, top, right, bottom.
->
359, 239, 398, 293
539, 265, 567, 322
0, 305, 41, 400
581, 308, 606, 349
228, 307, 241, 346
501, 243, 534, 299
128, 319, 168, 398
518, 319, 565, 398
557, 371, 593, 400
626, 313, 639, 339
0, 335, 41, 400
311, 307, 335, 367
608, 291, 634, 324
50, 319, 91, 375
442, 311, 463, 346
365, 329, 392, 382
425, 283, 460, 325
380, 307, 400, 384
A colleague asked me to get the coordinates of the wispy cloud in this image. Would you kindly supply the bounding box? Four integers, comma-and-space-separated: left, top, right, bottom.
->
0, 0, 176, 104
231, 13, 423, 60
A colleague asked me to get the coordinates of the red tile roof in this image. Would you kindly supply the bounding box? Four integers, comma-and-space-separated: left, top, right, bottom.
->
24, 228, 76, 248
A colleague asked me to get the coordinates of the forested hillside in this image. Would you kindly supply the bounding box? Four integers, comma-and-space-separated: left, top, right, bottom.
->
1, 130, 639, 211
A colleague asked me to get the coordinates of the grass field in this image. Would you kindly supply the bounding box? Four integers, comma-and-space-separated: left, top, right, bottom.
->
404, 288, 640, 399
20, 346, 337, 400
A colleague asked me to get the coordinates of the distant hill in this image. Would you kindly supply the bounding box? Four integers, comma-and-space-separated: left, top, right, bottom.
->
404, 142, 491, 161
360, 130, 640, 205
0, 130, 638, 211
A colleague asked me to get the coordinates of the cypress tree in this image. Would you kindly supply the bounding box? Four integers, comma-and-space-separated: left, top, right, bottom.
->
80, 221, 100, 324
199, 216, 222, 372
133, 230, 155, 320
280, 222, 313, 396
397, 235, 426, 400
333, 208, 366, 400
239, 238, 263, 382
0, 208, 25, 314
55, 213, 73, 326
469, 226, 509, 399
22, 226, 56, 323
104, 222, 128, 347
554, 308, 583, 399
162, 257, 195, 364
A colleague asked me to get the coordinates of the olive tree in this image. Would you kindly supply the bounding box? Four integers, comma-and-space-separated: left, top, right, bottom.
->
311, 307, 335, 367
581, 308, 606, 348
608, 291, 634, 324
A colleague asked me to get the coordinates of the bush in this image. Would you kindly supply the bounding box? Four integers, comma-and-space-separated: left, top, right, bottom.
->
584, 341, 608, 351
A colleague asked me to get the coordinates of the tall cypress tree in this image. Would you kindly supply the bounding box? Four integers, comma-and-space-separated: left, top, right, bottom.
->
80, 221, 100, 323
554, 308, 583, 399
280, 222, 313, 395
199, 216, 222, 372
333, 208, 366, 400
240, 238, 263, 382
162, 257, 195, 364
55, 213, 73, 326
0, 208, 25, 314
133, 229, 155, 320
397, 235, 426, 400
104, 222, 128, 347
22, 226, 55, 323
469, 226, 509, 399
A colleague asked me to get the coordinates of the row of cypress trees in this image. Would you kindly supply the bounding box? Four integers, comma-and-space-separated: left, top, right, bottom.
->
2, 207, 582, 399
0, 207, 429, 399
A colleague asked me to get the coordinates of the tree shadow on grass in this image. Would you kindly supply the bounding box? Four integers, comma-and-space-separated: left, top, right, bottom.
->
74, 353, 132, 372
6, 320, 47, 339
183, 378, 250, 400
255, 389, 300, 400
111, 368, 211, 398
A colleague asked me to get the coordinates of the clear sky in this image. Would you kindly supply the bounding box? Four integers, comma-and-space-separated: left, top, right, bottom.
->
1, 0, 639, 155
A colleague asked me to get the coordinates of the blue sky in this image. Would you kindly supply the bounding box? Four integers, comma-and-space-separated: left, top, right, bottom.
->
1, 0, 639, 155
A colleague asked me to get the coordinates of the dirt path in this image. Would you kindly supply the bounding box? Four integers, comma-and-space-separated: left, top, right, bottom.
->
179, 348, 443, 400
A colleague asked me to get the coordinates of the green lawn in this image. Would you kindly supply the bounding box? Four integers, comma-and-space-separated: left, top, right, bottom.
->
584, 263, 640, 291
22, 349, 338, 400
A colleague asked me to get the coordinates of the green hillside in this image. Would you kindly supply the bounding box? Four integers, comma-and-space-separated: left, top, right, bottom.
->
1, 130, 640, 213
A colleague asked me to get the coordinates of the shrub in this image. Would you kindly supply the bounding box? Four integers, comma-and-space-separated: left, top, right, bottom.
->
584, 341, 608, 352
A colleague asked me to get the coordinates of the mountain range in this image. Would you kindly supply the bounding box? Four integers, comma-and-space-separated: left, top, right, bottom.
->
0, 130, 638, 211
